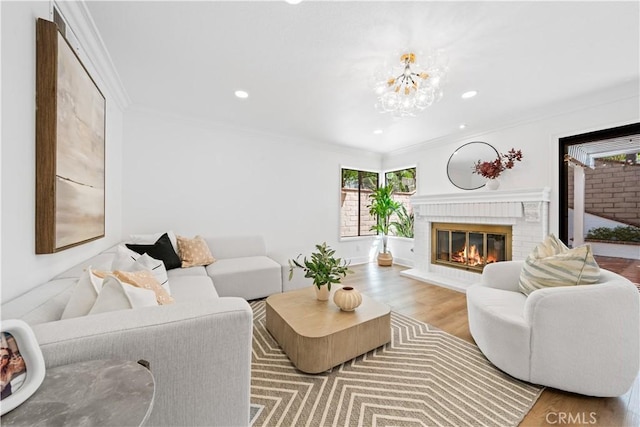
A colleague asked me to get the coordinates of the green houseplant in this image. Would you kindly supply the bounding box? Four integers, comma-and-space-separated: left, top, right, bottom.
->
390, 204, 414, 238
288, 242, 353, 300
368, 185, 402, 266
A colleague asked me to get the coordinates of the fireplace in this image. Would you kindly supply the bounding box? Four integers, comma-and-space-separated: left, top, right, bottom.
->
431, 223, 512, 272
400, 187, 551, 292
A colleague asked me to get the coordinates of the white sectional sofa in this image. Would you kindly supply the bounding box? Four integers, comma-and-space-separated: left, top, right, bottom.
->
204, 235, 283, 300
1, 235, 291, 426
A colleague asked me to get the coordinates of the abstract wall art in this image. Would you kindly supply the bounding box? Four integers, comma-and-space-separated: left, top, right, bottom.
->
36, 18, 105, 253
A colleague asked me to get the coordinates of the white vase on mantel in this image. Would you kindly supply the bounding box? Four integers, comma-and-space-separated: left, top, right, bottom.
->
485, 178, 500, 191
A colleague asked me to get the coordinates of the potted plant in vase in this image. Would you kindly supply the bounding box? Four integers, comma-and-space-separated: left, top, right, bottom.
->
288, 242, 353, 301
368, 185, 402, 266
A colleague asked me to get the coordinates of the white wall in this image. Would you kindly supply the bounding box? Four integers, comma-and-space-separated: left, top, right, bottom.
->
124, 83, 638, 269
122, 108, 382, 261
1, 1, 124, 302
383, 82, 640, 239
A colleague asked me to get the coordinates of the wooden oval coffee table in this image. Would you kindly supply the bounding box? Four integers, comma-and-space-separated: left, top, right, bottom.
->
265, 286, 391, 373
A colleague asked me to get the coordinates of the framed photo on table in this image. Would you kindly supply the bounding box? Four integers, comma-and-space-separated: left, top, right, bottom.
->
35, 18, 106, 254
0, 320, 45, 416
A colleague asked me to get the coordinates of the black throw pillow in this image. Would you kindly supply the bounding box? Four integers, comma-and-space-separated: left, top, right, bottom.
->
126, 233, 182, 270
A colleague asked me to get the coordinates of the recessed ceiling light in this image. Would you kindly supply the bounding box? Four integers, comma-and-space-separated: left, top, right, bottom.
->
234, 90, 249, 99
373, 129, 383, 135
459, 124, 467, 129
461, 90, 478, 99
285, 0, 303, 4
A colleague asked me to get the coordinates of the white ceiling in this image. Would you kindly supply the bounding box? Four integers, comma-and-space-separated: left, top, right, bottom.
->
86, 1, 640, 153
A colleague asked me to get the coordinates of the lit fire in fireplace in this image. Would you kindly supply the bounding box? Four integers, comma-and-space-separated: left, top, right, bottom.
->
432, 223, 511, 272
451, 245, 498, 267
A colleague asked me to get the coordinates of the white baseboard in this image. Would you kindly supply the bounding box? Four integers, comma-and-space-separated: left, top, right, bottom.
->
348, 256, 371, 265
348, 256, 414, 267
392, 257, 414, 268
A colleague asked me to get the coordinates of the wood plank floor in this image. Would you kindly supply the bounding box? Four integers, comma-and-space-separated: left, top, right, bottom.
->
341, 263, 640, 427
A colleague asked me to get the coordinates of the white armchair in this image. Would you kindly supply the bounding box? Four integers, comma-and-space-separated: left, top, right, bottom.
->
467, 260, 639, 397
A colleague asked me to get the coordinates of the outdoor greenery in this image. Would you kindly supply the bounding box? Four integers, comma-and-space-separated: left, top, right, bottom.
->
385, 168, 416, 193
390, 204, 414, 238
342, 169, 378, 190
368, 185, 402, 253
586, 225, 640, 243
598, 153, 639, 165
288, 242, 353, 291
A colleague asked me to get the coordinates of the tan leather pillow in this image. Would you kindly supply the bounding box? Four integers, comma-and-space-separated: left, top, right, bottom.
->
112, 270, 175, 305
177, 235, 216, 268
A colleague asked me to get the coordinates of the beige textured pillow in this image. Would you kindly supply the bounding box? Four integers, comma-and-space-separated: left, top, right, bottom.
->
177, 235, 216, 268
518, 235, 600, 296
534, 233, 569, 258
112, 270, 175, 305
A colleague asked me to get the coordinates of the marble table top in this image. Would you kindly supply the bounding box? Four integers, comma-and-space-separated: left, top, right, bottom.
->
1, 359, 155, 427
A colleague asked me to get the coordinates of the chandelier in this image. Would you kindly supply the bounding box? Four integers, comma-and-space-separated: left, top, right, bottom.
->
373, 51, 447, 117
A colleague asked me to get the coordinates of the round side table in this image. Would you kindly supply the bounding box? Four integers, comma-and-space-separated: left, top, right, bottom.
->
1, 359, 155, 426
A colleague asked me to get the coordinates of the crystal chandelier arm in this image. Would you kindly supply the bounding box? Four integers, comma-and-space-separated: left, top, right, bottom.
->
374, 51, 446, 117
406, 75, 419, 88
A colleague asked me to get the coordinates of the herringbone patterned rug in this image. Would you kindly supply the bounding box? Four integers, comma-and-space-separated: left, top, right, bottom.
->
249, 301, 543, 427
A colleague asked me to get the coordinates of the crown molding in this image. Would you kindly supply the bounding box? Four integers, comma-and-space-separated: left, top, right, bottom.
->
53, 0, 131, 110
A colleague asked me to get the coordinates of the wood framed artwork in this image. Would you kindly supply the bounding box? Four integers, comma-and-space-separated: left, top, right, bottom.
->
36, 18, 105, 254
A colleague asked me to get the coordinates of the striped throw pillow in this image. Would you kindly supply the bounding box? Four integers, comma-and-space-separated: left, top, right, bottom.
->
518, 235, 600, 296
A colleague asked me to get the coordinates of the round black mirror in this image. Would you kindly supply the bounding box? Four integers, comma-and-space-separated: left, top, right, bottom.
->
447, 142, 498, 190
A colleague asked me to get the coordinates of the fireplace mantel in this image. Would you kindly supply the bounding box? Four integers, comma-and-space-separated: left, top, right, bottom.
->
402, 187, 551, 293
411, 187, 551, 205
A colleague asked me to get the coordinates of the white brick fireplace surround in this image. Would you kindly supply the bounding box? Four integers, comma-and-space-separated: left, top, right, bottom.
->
401, 187, 551, 292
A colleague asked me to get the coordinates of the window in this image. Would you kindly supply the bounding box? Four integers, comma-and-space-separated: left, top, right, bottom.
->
340, 169, 379, 237
385, 167, 416, 238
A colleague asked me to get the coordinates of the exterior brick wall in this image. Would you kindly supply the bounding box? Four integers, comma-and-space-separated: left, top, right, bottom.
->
340, 188, 376, 237
568, 160, 640, 227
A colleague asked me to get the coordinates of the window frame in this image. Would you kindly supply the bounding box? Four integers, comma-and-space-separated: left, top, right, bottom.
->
339, 166, 380, 239
384, 166, 417, 194
383, 165, 417, 239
